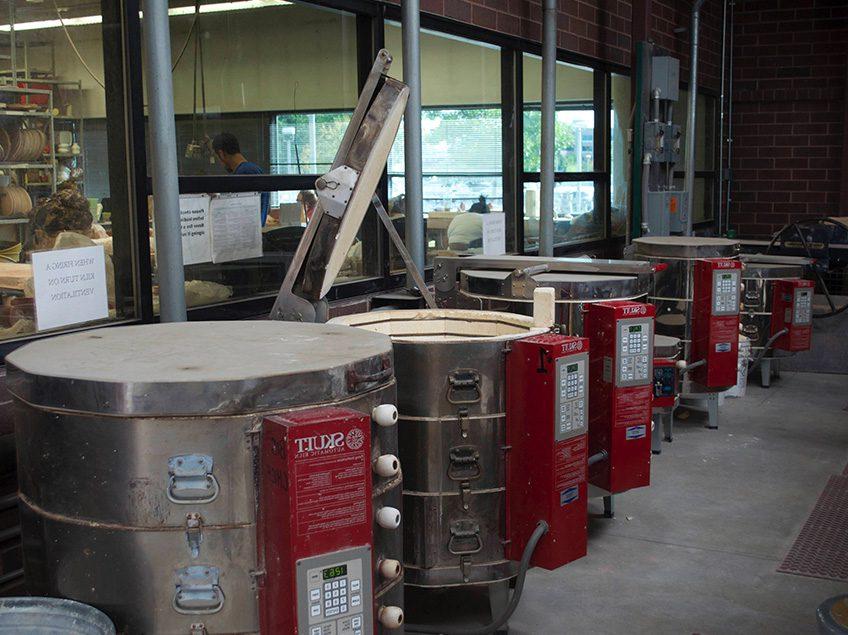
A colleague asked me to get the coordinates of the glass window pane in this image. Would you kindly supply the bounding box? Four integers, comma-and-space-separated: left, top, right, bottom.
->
674, 90, 714, 172
1, 1, 136, 341
148, 187, 374, 311
522, 54, 594, 173
386, 25, 503, 268
159, 1, 358, 176
610, 73, 630, 237
523, 181, 601, 250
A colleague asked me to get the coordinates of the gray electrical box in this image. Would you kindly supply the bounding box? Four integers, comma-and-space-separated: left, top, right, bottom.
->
651, 56, 680, 102
644, 190, 687, 236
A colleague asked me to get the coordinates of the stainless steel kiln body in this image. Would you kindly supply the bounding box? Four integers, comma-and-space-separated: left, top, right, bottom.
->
330, 311, 545, 588
633, 237, 741, 378
739, 255, 810, 358
434, 255, 654, 334
7, 322, 402, 635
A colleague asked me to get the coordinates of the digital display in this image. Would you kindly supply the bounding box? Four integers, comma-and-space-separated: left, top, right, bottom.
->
722, 273, 733, 280
322, 565, 347, 580
566, 363, 578, 373
629, 325, 642, 333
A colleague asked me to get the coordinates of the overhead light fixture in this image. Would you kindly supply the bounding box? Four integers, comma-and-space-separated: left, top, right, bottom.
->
0, 0, 290, 32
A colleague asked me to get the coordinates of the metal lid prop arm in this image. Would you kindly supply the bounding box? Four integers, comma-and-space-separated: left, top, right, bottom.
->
271, 49, 423, 322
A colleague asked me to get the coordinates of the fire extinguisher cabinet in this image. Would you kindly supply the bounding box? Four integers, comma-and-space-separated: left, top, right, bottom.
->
7, 321, 402, 635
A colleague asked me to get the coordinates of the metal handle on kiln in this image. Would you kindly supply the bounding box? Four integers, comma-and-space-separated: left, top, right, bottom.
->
167, 455, 220, 505
448, 521, 483, 555
447, 370, 481, 404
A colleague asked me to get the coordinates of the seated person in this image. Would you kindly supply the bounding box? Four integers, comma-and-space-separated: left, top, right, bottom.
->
447, 213, 484, 252
22, 181, 103, 260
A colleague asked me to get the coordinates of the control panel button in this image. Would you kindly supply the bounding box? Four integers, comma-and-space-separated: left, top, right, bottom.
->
310, 604, 321, 617
351, 579, 361, 591
310, 588, 320, 602
352, 616, 362, 628
351, 594, 361, 607
310, 627, 322, 635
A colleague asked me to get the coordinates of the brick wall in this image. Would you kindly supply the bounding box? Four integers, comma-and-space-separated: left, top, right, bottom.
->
729, 0, 847, 238
385, 0, 724, 90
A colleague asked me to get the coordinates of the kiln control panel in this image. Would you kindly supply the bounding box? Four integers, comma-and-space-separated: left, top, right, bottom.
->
555, 353, 588, 441
793, 287, 813, 325
711, 269, 741, 316
615, 318, 654, 388
298, 547, 372, 635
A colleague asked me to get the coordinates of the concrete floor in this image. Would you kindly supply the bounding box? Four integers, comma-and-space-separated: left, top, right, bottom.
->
509, 371, 848, 634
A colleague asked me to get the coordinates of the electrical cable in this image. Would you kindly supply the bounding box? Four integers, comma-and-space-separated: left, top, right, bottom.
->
404, 520, 550, 635
52, 0, 105, 89
748, 328, 788, 371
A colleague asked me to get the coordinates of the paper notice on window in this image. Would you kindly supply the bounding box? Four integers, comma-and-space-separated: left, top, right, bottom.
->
209, 192, 263, 264
31, 245, 109, 331
180, 194, 212, 265
482, 213, 506, 255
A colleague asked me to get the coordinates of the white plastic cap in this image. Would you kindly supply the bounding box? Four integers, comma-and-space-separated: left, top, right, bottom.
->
375, 506, 401, 529
378, 605, 404, 629
374, 454, 400, 478
372, 404, 399, 427
379, 558, 402, 580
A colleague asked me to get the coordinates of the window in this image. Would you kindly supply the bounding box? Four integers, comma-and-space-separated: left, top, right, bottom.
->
386, 24, 502, 267
142, 1, 375, 309
522, 54, 602, 250
674, 89, 716, 222
0, 1, 138, 343
610, 73, 630, 237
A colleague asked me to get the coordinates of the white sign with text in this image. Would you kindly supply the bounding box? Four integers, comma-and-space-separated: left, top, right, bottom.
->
210, 192, 263, 263
179, 194, 212, 265
32, 245, 109, 331
482, 212, 506, 255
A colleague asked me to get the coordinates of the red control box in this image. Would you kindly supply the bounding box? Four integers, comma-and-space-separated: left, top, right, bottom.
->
506, 333, 589, 570
584, 301, 655, 494
771, 278, 814, 352
652, 358, 678, 409
257, 407, 373, 635
691, 259, 742, 389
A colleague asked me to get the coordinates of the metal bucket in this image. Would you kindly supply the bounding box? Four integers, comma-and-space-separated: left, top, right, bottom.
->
7, 321, 401, 635
330, 310, 547, 588
0, 597, 115, 634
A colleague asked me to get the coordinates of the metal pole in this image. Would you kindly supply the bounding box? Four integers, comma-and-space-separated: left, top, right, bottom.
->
142, 0, 187, 322
402, 0, 425, 285
539, 0, 557, 256
725, 0, 736, 233
717, 0, 727, 235
684, 0, 706, 236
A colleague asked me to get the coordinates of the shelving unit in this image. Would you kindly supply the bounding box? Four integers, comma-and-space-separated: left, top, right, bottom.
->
0, 84, 57, 205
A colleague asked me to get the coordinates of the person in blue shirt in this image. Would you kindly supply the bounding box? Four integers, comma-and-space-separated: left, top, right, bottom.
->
211, 132, 270, 226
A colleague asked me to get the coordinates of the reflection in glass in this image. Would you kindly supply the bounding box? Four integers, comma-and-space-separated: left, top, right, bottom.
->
523, 181, 600, 250
610, 73, 630, 237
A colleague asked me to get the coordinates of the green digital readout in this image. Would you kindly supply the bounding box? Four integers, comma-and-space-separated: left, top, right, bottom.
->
629, 325, 642, 333
722, 273, 732, 280
566, 363, 578, 373
322, 565, 348, 580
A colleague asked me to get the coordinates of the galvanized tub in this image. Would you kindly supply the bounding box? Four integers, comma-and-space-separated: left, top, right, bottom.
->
739, 254, 810, 358
634, 236, 741, 365
7, 321, 402, 635
0, 597, 115, 634
330, 310, 547, 588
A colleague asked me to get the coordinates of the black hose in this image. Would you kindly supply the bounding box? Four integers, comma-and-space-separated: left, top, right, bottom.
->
405, 521, 550, 635
748, 328, 789, 371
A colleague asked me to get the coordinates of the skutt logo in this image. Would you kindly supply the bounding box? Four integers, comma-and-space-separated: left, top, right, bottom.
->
623, 305, 647, 316
294, 428, 364, 454
562, 340, 584, 353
